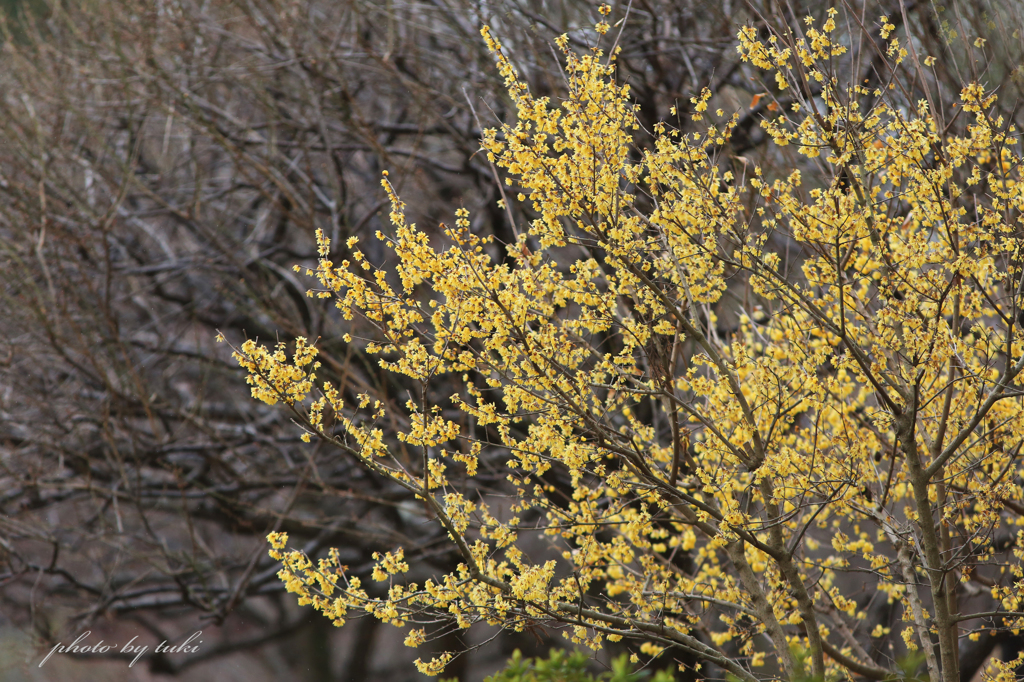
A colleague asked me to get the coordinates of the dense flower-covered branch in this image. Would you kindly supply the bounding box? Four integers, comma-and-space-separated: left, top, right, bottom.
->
230, 12, 1024, 681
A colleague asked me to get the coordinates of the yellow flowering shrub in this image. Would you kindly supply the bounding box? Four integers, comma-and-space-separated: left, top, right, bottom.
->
230, 13, 1024, 682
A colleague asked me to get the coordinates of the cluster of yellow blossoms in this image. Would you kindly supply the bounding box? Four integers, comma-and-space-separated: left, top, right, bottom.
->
228, 12, 1024, 681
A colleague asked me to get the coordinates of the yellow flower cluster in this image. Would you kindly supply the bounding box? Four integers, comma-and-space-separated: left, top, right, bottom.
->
232, 337, 319, 406
237, 16, 1024, 680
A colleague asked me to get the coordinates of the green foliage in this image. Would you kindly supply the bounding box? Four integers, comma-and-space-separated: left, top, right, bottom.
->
465, 648, 675, 682
0, 0, 48, 43
886, 651, 928, 682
